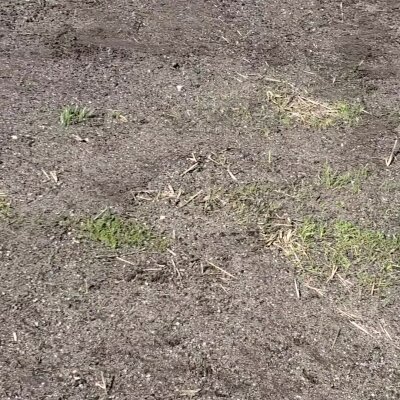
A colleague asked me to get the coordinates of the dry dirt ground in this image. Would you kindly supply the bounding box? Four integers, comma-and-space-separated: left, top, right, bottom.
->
1, 1, 400, 399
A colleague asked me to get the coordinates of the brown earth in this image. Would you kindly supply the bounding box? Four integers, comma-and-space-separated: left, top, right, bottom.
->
1, 1, 399, 399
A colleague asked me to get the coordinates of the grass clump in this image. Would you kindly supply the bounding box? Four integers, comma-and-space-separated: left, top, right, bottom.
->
60, 105, 92, 127
266, 84, 364, 128
0, 194, 11, 217
319, 164, 369, 191
268, 218, 400, 293
81, 212, 167, 250
333, 101, 364, 125
228, 184, 280, 224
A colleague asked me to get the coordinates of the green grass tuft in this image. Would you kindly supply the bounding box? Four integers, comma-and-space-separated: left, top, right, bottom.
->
275, 218, 400, 292
319, 164, 369, 192
0, 195, 11, 217
332, 101, 364, 125
81, 213, 167, 250
60, 105, 92, 127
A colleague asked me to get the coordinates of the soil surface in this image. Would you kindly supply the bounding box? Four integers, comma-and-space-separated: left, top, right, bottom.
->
1, 1, 400, 399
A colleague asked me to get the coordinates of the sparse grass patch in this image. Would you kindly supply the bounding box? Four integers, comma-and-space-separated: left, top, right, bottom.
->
266, 218, 399, 293
202, 188, 226, 212
0, 194, 11, 217
221, 179, 398, 295
110, 110, 128, 122
319, 164, 369, 191
60, 105, 93, 127
266, 83, 364, 128
227, 183, 281, 224
189, 91, 274, 133
333, 101, 364, 125
81, 212, 167, 250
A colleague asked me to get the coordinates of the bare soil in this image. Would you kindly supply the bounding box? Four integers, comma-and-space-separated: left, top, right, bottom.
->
1, 1, 399, 399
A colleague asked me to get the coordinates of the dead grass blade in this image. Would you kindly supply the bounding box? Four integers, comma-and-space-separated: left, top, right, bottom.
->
337, 308, 363, 320
170, 257, 181, 279
378, 320, 393, 342
326, 264, 338, 283
181, 163, 199, 176
349, 321, 375, 338
227, 167, 238, 182
178, 190, 203, 208
303, 282, 325, 297
385, 138, 398, 167
294, 277, 301, 299
207, 261, 236, 279
116, 256, 135, 266
330, 328, 341, 350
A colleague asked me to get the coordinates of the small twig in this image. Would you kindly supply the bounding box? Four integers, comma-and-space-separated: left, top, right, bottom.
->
178, 190, 203, 208
385, 138, 398, 167
349, 321, 374, 338
93, 207, 109, 221
337, 273, 354, 289
220, 35, 229, 43
136, 195, 153, 201
167, 248, 177, 257
207, 261, 236, 279
326, 265, 338, 283
181, 163, 199, 176
337, 308, 363, 320
167, 184, 175, 196
262, 77, 282, 83
170, 257, 181, 279
95, 371, 108, 393
143, 267, 164, 272
49, 170, 58, 183
218, 283, 228, 293
189, 153, 198, 163
207, 155, 224, 166
226, 167, 238, 182
303, 282, 324, 297
294, 277, 300, 299
378, 319, 400, 349
235, 71, 248, 79
370, 281, 376, 296
379, 320, 392, 342
41, 169, 50, 180
132, 189, 159, 194
339, 2, 344, 22
116, 256, 135, 266
330, 328, 341, 350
